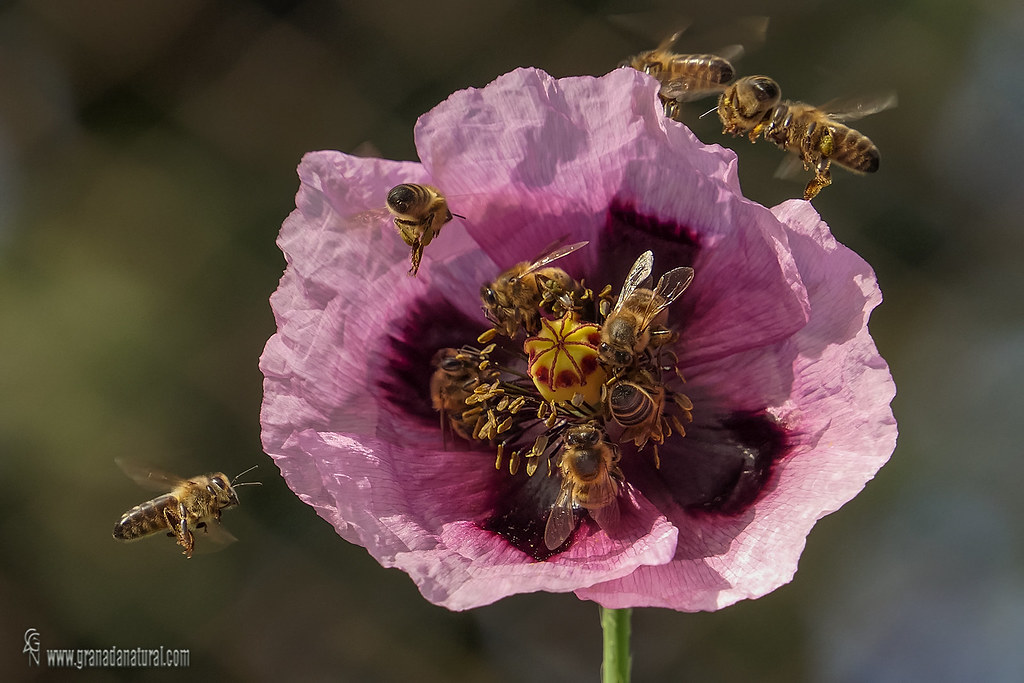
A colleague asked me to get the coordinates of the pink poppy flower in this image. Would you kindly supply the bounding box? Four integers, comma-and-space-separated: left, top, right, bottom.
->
259, 67, 897, 612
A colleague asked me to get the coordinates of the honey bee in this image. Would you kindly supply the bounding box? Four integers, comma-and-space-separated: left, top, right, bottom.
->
544, 423, 623, 551
386, 183, 459, 276
718, 76, 895, 199
599, 251, 694, 370
480, 241, 588, 338
112, 462, 259, 558
607, 377, 666, 450
429, 347, 488, 444
622, 30, 740, 117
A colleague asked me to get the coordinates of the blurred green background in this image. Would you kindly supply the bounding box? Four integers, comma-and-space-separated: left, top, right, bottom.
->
2, 0, 1022, 681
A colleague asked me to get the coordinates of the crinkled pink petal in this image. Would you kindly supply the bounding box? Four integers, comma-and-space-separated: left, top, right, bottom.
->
283, 429, 678, 610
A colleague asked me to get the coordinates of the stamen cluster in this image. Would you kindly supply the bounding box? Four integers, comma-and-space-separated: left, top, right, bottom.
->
430, 246, 693, 549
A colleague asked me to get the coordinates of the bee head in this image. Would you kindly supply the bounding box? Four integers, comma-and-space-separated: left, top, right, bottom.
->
565, 424, 601, 448
386, 184, 418, 214
206, 473, 240, 508
598, 341, 633, 368
733, 75, 781, 117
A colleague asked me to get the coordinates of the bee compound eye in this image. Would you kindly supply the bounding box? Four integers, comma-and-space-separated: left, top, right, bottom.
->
753, 77, 780, 102
386, 185, 416, 211
570, 426, 599, 447
440, 356, 464, 372
480, 286, 497, 306
615, 350, 632, 366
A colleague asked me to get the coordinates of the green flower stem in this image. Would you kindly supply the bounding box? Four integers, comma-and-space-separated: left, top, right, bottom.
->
600, 606, 632, 683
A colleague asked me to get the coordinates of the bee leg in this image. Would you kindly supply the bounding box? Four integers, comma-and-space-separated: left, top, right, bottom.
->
648, 327, 677, 349
392, 219, 418, 246
161, 504, 194, 558
408, 242, 423, 276
419, 216, 438, 248
803, 166, 832, 201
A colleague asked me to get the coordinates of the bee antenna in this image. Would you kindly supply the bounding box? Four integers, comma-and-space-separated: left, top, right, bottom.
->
452, 212, 466, 220
231, 465, 261, 485
698, 105, 718, 119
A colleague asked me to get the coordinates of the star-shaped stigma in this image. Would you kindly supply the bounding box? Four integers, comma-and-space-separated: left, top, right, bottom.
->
524, 313, 607, 405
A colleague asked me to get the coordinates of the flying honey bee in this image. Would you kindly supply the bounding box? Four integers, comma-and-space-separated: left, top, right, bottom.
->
544, 423, 623, 551
429, 347, 489, 445
622, 30, 740, 118
718, 76, 895, 199
112, 461, 259, 558
480, 240, 588, 338
386, 183, 460, 276
599, 251, 694, 370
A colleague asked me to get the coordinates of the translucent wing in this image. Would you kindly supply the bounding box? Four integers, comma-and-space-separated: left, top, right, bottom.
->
711, 43, 745, 63
661, 79, 728, 103
544, 486, 577, 551
612, 251, 655, 314
818, 92, 898, 122
608, 15, 692, 48
190, 520, 238, 553
115, 458, 187, 492
773, 153, 809, 180
589, 497, 622, 535
636, 265, 695, 330
654, 266, 695, 304
517, 241, 589, 280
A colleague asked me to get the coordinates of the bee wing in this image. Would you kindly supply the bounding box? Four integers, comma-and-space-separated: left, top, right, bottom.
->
654, 266, 695, 305
656, 27, 689, 51
612, 250, 655, 314
115, 458, 187, 492
713, 43, 745, 63
516, 241, 589, 279
817, 92, 898, 122
608, 15, 692, 48
634, 265, 694, 330
589, 498, 622, 535
772, 153, 809, 181
190, 519, 238, 554
660, 79, 727, 103
544, 487, 577, 551
347, 207, 393, 230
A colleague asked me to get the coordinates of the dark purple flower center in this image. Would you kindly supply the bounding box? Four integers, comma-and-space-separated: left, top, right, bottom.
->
373, 203, 791, 561
377, 297, 488, 424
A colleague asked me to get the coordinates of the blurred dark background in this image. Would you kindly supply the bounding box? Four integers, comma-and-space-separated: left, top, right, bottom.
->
2, 0, 1022, 681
